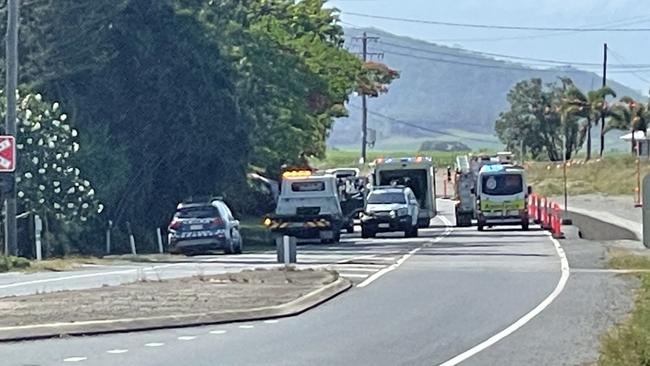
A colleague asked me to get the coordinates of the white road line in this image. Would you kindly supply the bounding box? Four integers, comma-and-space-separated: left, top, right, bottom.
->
209, 329, 227, 334
0, 264, 179, 289
106, 349, 128, 354
144, 342, 165, 347
63, 357, 87, 362
437, 234, 571, 366
177, 336, 197, 341
329, 267, 378, 272
357, 216, 454, 288
338, 273, 369, 278
572, 268, 650, 274
263, 320, 279, 324
239, 325, 255, 329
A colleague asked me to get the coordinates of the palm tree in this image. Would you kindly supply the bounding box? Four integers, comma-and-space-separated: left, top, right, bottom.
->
562, 85, 617, 160
618, 96, 649, 155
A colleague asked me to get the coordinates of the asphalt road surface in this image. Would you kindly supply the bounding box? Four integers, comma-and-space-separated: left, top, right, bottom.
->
0, 200, 590, 366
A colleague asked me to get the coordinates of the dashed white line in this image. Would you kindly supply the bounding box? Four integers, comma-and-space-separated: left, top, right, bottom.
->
263, 320, 279, 324
209, 329, 228, 334
144, 342, 165, 347
177, 336, 197, 341
338, 273, 369, 278
63, 357, 87, 362
357, 216, 454, 288
106, 349, 128, 354
239, 324, 255, 329
437, 234, 571, 366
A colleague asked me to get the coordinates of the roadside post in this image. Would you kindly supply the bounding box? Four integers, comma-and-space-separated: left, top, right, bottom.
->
126, 221, 137, 255
276, 235, 297, 264
105, 220, 113, 254
34, 214, 43, 261
156, 227, 164, 254
642, 174, 650, 248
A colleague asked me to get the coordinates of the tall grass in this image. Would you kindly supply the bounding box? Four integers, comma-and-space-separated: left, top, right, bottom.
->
526, 155, 650, 196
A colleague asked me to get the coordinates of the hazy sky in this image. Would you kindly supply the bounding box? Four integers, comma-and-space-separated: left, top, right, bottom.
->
330, 0, 650, 93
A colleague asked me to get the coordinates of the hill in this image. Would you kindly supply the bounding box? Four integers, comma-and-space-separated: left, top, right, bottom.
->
329, 27, 646, 151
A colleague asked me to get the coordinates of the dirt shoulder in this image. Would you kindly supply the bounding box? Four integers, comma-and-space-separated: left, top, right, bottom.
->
0, 268, 338, 328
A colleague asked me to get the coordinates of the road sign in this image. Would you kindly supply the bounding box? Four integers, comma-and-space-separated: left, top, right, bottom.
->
0, 135, 16, 172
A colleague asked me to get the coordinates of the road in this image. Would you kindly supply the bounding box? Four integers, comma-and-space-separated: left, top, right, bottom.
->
1, 200, 573, 365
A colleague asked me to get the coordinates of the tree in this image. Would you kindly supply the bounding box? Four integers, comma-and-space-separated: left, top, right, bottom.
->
617, 97, 649, 153
0, 91, 101, 255
495, 78, 572, 161
561, 83, 617, 160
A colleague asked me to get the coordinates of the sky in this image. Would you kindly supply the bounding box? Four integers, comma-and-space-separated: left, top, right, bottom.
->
329, 0, 650, 94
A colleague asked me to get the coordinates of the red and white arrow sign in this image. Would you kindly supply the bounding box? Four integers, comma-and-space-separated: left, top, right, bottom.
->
0, 136, 16, 172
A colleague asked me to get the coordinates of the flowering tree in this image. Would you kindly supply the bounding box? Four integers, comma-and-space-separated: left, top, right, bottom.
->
1, 91, 102, 226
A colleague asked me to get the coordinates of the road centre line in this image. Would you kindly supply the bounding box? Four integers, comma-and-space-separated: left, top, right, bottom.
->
437, 234, 571, 366
356, 216, 454, 288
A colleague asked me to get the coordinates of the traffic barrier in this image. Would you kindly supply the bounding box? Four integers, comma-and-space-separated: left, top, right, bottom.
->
551, 203, 564, 239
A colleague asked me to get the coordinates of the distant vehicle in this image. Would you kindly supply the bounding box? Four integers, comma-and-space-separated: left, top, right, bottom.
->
167, 198, 243, 255
325, 167, 365, 233
360, 186, 419, 238
264, 170, 345, 243
370, 156, 436, 228
474, 164, 531, 231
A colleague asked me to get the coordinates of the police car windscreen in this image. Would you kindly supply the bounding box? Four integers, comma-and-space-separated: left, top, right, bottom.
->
481, 174, 523, 195
175, 206, 221, 219
368, 192, 406, 204
378, 169, 427, 207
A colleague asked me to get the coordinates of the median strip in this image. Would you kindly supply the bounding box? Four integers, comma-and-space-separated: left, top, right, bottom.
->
0, 268, 350, 342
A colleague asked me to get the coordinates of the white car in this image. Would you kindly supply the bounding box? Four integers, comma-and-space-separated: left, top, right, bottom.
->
360, 186, 420, 238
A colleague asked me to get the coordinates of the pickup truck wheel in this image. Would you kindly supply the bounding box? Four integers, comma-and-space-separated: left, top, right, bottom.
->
522, 220, 529, 231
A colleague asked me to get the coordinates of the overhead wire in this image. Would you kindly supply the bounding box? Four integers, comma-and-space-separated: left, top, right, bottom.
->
343, 11, 650, 32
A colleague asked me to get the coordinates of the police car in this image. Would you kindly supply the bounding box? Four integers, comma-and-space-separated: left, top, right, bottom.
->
167, 198, 243, 255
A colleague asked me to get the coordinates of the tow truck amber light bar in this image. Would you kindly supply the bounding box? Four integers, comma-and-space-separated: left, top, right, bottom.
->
282, 170, 312, 179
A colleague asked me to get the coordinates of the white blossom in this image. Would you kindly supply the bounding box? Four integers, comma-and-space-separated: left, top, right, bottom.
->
97, 204, 104, 213
60, 114, 67, 121
17, 191, 24, 198
35, 94, 42, 101
48, 140, 55, 149
26, 137, 33, 144
67, 202, 74, 208
53, 181, 60, 187
25, 109, 32, 119
31, 156, 39, 165
38, 168, 45, 174
72, 142, 79, 152
38, 185, 45, 191
53, 202, 61, 209
81, 203, 89, 209
38, 198, 45, 204
52, 102, 60, 111
67, 187, 75, 194
31, 122, 41, 131
71, 129, 78, 137
24, 172, 33, 179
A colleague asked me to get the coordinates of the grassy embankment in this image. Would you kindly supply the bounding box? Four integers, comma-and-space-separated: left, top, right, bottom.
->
599, 255, 650, 366
526, 154, 650, 197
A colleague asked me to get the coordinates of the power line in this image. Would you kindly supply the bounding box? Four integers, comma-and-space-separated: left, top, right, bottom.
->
607, 47, 650, 84
343, 12, 650, 32
377, 40, 650, 69
348, 105, 496, 143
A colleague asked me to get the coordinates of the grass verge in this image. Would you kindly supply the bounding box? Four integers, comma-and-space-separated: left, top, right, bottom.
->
599, 254, 650, 365
240, 216, 274, 252
526, 155, 650, 197
0, 255, 106, 273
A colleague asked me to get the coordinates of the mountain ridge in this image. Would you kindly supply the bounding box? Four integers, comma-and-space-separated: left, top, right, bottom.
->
329, 27, 646, 149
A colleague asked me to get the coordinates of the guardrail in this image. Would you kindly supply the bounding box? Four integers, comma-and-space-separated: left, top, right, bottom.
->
528, 193, 564, 239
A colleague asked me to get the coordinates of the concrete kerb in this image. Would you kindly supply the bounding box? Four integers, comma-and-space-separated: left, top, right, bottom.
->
566, 206, 642, 242
0, 277, 352, 342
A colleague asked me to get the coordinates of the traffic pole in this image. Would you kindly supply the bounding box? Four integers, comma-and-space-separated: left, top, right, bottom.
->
4, 0, 19, 256
635, 141, 643, 208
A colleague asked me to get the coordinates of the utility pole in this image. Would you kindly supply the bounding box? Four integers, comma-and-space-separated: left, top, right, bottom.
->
4, 0, 19, 256
600, 43, 607, 157
352, 32, 381, 164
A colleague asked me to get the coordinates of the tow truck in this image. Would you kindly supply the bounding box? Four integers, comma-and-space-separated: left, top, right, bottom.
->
263, 170, 347, 243
370, 156, 436, 228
